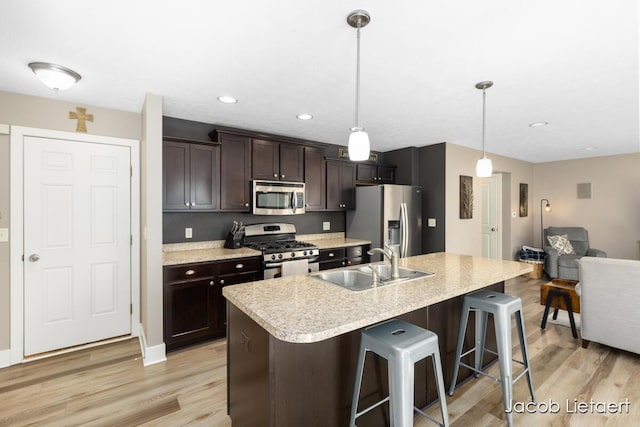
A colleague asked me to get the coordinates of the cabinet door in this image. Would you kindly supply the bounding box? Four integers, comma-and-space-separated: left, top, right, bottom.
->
163, 140, 190, 211
279, 142, 304, 182
252, 139, 279, 180
304, 146, 325, 210
377, 166, 396, 184
340, 162, 356, 210
220, 133, 252, 211
356, 164, 377, 183
190, 143, 220, 210
325, 161, 342, 210
164, 278, 218, 350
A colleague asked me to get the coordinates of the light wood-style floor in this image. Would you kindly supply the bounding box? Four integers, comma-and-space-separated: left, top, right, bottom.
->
1, 275, 638, 426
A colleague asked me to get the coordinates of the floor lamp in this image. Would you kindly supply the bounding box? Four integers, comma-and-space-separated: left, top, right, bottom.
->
540, 198, 552, 247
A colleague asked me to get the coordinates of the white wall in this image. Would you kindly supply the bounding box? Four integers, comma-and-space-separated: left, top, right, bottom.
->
140, 94, 165, 365
445, 143, 535, 258
533, 153, 640, 260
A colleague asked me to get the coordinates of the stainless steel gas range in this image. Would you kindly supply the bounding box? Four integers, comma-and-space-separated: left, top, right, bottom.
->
243, 223, 319, 280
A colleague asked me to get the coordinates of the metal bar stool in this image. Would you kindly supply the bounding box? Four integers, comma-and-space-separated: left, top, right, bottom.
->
448, 290, 535, 427
350, 319, 449, 427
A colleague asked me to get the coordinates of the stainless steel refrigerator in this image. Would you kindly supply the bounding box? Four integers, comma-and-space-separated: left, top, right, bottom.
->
346, 185, 422, 261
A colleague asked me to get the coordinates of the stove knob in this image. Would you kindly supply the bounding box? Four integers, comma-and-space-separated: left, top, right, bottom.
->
278, 254, 283, 259
271, 255, 276, 260
291, 252, 295, 258
303, 251, 307, 256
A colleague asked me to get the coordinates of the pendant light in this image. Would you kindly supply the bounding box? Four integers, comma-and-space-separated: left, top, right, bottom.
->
475, 80, 493, 177
347, 10, 371, 161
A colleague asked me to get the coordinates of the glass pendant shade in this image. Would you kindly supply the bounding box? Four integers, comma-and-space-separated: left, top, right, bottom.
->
476, 157, 493, 177
348, 129, 370, 161
28, 62, 81, 91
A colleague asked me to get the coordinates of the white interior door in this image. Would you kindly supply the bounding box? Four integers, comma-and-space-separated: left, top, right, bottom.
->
23, 136, 131, 356
481, 176, 499, 259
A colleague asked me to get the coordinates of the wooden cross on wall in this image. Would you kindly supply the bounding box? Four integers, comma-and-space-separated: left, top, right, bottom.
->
69, 107, 93, 132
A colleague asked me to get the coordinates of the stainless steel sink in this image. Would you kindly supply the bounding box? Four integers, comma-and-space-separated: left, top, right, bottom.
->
357, 265, 434, 283
310, 266, 433, 291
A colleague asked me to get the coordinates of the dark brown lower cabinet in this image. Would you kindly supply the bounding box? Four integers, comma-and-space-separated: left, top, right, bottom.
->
164, 257, 260, 351
318, 244, 370, 270
227, 281, 504, 426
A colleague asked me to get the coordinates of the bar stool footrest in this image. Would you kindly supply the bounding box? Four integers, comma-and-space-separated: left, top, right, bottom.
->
354, 396, 390, 419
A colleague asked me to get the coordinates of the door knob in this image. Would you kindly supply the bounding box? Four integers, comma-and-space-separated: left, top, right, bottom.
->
491, 228, 496, 231
29, 254, 40, 262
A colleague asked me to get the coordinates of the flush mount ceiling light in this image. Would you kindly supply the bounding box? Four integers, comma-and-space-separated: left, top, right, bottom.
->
296, 113, 313, 120
217, 96, 238, 104
475, 80, 494, 178
529, 121, 549, 127
346, 10, 371, 161
28, 62, 81, 91
582, 146, 598, 151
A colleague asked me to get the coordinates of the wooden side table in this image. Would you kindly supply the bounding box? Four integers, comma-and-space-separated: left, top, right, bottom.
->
540, 279, 579, 338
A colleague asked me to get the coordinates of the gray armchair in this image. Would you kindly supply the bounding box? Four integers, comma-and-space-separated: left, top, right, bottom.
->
543, 226, 607, 281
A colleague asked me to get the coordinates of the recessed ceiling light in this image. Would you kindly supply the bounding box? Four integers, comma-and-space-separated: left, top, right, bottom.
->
583, 146, 598, 151
296, 113, 313, 120
529, 121, 548, 127
217, 96, 238, 104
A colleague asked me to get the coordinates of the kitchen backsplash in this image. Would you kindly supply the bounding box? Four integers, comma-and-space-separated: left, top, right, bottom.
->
163, 211, 346, 244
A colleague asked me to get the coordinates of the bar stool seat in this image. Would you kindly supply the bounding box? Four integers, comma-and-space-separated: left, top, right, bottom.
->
350, 319, 449, 427
448, 290, 535, 427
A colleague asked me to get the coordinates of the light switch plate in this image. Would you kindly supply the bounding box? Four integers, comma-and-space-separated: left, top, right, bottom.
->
185, 228, 193, 239
427, 218, 436, 228
323, 221, 331, 231
0, 228, 8, 242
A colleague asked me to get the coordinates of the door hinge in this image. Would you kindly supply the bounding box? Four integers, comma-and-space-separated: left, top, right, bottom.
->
130, 165, 133, 177
130, 234, 133, 246
130, 303, 133, 314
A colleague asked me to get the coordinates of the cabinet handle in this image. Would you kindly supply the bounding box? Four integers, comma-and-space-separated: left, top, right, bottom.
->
373, 177, 377, 181
347, 260, 352, 265
328, 253, 334, 257
235, 263, 244, 269
220, 279, 225, 285
244, 202, 249, 207
185, 269, 196, 276
185, 202, 191, 207
341, 261, 346, 266
209, 281, 214, 286
273, 173, 278, 178
305, 204, 309, 207
281, 174, 285, 178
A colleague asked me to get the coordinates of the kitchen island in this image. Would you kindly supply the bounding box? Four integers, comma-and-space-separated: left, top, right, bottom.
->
223, 252, 531, 426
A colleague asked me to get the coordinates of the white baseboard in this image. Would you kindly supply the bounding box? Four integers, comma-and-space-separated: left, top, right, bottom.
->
138, 323, 166, 367
0, 349, 11, 368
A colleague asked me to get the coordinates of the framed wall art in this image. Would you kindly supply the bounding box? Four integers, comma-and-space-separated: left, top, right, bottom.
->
519, 183, 528, 217
459, 175, 473, 219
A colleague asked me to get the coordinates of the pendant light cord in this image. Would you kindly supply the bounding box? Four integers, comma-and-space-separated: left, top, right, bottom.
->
481, 88, 486, 158
355, 21, 362, 129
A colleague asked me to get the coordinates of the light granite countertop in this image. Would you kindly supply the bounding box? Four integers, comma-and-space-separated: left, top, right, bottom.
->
222, 252, 532, 343
162, 233, 371, 266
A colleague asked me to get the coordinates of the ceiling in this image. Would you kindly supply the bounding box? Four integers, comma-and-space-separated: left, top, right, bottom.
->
1, 1, 638, 163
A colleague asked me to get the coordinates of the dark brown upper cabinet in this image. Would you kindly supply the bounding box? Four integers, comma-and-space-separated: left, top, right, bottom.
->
303, 146, 326, 211
163, 138, 220, 211
356, 164, 396, 185
252, 139, 304, 182
326, 160, 356, 210
219, 132, 252, 211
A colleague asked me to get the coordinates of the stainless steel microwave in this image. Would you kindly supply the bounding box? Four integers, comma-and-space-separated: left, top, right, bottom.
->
252, 181, 305, 215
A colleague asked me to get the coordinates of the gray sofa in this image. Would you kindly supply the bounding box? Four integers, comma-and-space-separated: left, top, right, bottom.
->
577, 257, 640, 354
543, 226, 607, 281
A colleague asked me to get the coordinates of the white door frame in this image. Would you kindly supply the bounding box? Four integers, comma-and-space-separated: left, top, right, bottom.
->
10, 126, 140, 365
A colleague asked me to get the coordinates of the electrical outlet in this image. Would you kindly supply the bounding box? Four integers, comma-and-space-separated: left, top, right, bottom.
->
427, 218, 436, 228
0, 228, 8, 242
185, 228, 193, 239
323, 221, 331, 231
512, 211, 517, 218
